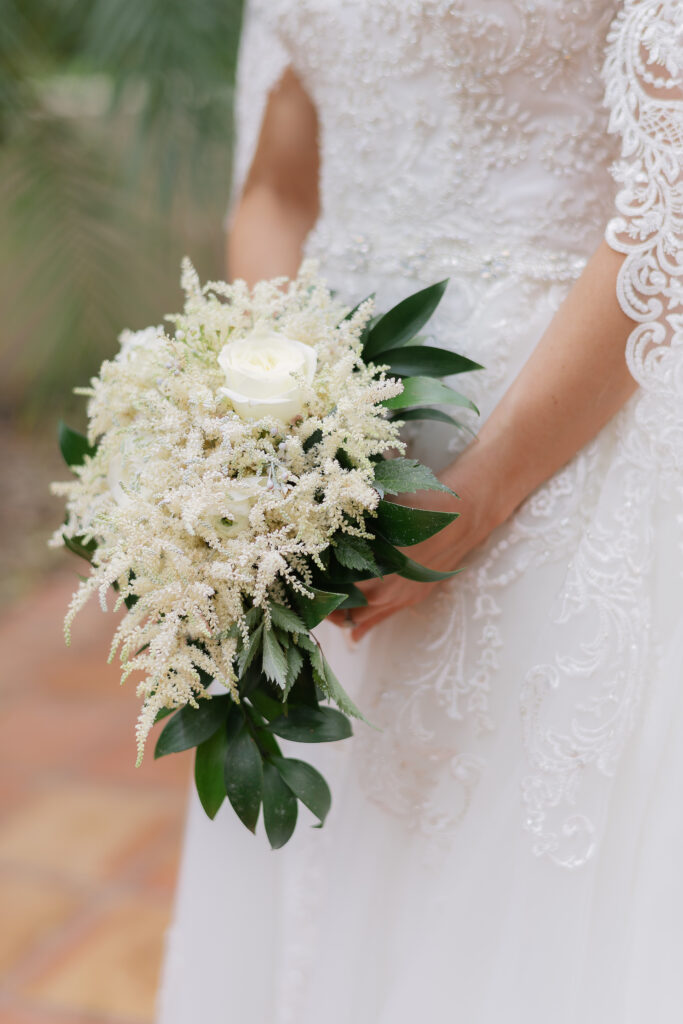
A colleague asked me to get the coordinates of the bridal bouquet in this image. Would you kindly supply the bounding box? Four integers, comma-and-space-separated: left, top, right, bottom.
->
52, 260, 480, 848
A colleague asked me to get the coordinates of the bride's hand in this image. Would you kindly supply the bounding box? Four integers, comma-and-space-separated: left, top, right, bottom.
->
329, 469, 494, 641
330, 241, 641, 642
336, 563, 445, 643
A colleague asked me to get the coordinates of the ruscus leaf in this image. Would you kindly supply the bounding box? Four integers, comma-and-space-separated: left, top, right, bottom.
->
384, 346, 483, 378
194, 725, 228, 819
382, 376, 479, 413
293, 588, 348, 629
224, 719, 263, 834
272, 757, 332, 827
248, 689, 285, 721
363, 280, 448, 358
391, 407, 474, 434
373, 538, 462, 583
267, 705, 353, 743
58, 421, 97, 469
154, 695, 232, 758
375, 499, 458, 546
335, 584, 369, 609
63, 533, 97, 563
262, 761, 298, 849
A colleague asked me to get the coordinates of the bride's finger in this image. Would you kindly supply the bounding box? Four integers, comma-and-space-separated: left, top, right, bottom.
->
355, 578, 384, 601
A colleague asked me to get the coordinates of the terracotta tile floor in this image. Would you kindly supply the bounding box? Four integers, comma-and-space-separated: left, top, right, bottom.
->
0, 570, 191, 1024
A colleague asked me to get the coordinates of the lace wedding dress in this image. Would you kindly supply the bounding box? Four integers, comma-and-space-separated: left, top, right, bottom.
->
158, 2, 683, 1021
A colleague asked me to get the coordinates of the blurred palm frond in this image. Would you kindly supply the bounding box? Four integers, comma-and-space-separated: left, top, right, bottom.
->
0, 0, 244, 421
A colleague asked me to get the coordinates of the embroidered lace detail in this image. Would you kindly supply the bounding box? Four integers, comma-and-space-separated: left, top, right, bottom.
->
230, 0, 682, 875
604, 0, 683, 480
519, 0, 683, 868
357, 435, 608, 845
519, 446, 658, 868
306, 228, 588, 287
234, 0, 620, 264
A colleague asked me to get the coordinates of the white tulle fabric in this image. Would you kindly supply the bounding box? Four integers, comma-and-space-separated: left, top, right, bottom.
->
158, 3, 683, 1021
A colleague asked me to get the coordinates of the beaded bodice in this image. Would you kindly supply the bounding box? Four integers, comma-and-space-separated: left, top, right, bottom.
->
233, 1, 683, 871
236, 0, 620, 288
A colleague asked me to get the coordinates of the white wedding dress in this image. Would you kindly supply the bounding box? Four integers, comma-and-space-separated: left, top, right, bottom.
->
158, 2, 683, 1021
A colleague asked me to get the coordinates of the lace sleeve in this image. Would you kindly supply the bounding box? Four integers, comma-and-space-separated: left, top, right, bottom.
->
229, 1, 290, 210
603, 0, 683, 464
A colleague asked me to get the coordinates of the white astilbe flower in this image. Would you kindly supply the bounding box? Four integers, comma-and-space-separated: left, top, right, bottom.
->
51, 260, 404, 762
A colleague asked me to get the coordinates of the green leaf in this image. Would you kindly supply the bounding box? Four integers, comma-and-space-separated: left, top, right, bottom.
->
359, 313, 383, 348
240, 602, 262, 626
238, 661, 263, 698
384, 346, 483, 378
63, 533, 97, 563
268, 705, 353, 743
194, 724, 228, 819
333, 534, 379, 574
292, 632, 317, 655
248, 689, 285, 722
285, 656, 321, 709
374, 499, 458, 546
269, 602, 307, 635
390, 407, 474, 434
272, 757, 332, 827
316, 653, 374, 727
373, 538, 462, 583
383, 376, 479, 413
59, 421, 97, 469
363, 280, 448, 359
293, 588, 348, 629
335, 584, 368, 609
224, 719, 263, 834
262, 627, 288, 689
342, 292, 375, 322
154, 695, 232, 758
255, 727, 283, 759
282, 643, 305, 701
374, 457, 457, 497
237, 621, 263, 676
317, 560, 377, 586
262, 761, 298, 849
302, 428, 323, 453
154, 706, 175, 724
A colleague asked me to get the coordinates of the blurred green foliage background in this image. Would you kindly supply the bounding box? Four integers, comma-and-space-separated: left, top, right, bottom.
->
0, 0, 244, 600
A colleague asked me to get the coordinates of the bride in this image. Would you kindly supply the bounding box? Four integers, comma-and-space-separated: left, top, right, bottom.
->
158, 2, 683, 1021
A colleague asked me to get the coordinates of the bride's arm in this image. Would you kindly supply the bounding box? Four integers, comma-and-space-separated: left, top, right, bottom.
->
450, 241, 637, 527
227, 68, 319, 286
347, 0, 683, 640
344, 241, 639, 638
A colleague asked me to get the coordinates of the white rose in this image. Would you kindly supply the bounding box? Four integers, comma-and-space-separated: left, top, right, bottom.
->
217, 325, 317, 423
215, 476, 267, 539
107, 445, 141, 507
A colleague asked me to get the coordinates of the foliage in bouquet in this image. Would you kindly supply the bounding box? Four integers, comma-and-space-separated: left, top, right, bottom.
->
52, 260, 481, 847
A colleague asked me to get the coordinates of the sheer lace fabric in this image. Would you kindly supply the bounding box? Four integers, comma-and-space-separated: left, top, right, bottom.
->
158, 4, 683, 1022
605, 1, 683, 479
228, 0, 683, 868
